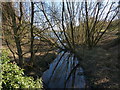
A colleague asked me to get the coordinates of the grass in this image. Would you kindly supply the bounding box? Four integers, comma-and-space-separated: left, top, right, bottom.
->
76, 33, 119, 88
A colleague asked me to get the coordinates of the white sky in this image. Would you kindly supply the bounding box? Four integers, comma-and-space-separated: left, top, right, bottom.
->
0, 0, 120, 2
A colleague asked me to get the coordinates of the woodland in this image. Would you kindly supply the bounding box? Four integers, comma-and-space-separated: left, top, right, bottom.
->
0, 0, 120, 89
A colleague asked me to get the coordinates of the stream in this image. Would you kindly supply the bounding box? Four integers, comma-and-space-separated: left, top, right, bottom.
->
42, 50, 86, 88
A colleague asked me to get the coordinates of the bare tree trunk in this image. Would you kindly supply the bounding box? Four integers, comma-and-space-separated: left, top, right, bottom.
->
30, 2, 34, 65
40, 2, 67, 49
85, 1, 91, 48
7, 2, 23, 67
4, 39, 16, 61
14, 35, 23, 66
62, 1, 73, 49
66, 1, 75, 49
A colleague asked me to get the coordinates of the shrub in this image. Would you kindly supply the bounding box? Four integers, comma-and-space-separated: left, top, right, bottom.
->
1, 50, 43, 89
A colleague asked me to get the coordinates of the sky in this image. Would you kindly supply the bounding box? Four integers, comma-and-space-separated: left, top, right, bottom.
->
0, 0, 120, 2
2, 0, 119, 31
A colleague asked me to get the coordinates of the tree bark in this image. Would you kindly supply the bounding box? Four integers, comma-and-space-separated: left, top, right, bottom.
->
8, 2, 23, 67
30, 2, 35, 64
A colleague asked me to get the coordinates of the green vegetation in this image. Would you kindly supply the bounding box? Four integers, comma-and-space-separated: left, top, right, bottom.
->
1, 50, 43, 89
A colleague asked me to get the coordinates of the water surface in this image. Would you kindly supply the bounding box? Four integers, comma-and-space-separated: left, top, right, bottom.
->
42, 51, 86, 88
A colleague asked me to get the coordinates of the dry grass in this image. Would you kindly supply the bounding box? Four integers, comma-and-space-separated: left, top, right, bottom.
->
76, 43, 119, 88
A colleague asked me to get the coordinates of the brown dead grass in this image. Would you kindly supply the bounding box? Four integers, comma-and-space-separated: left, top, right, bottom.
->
76, 37, 119, 88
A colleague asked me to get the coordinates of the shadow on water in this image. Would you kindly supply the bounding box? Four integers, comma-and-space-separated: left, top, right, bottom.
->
42, 50, 86, 89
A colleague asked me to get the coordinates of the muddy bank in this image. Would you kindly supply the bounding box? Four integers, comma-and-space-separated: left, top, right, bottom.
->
23, 52, 57, 79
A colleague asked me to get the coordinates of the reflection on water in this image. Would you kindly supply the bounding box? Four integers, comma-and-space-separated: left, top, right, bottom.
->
42, 51, 86, 88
